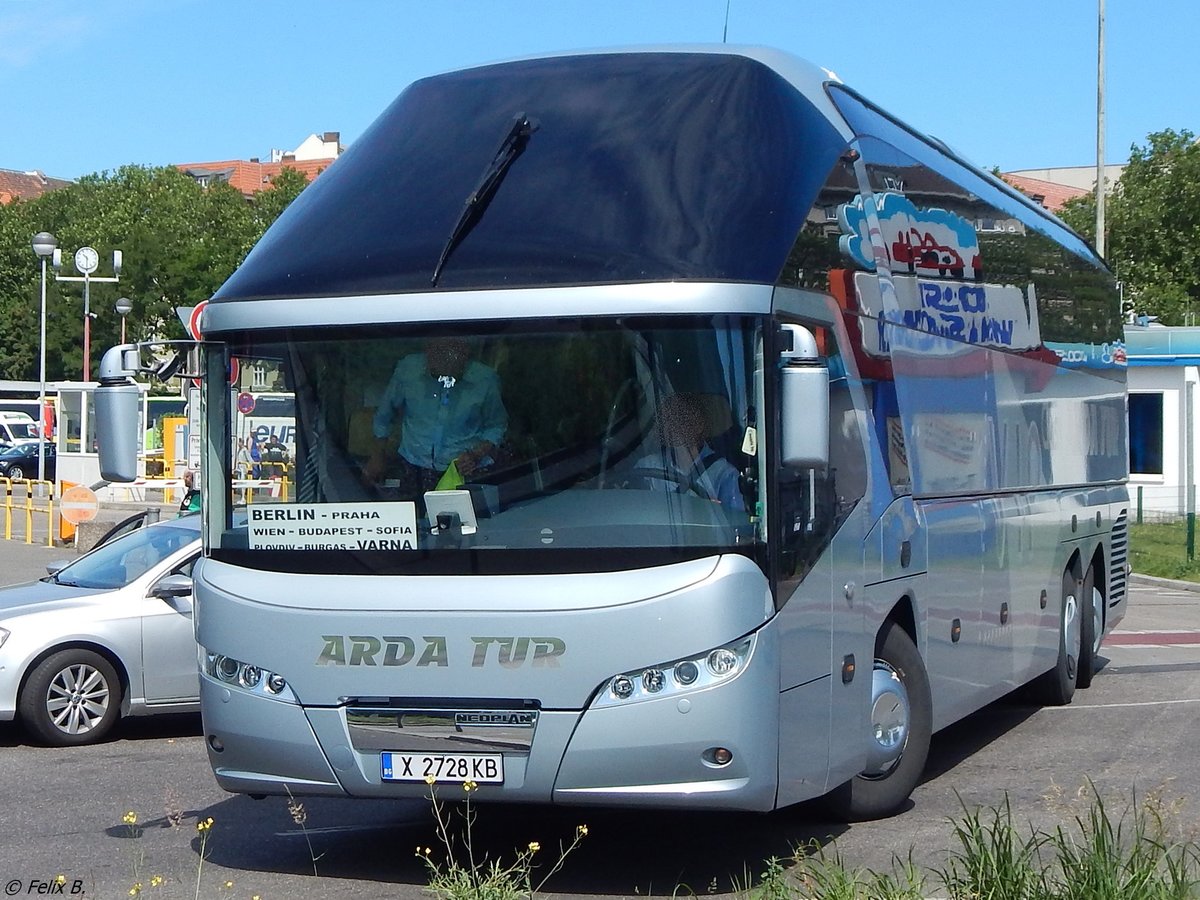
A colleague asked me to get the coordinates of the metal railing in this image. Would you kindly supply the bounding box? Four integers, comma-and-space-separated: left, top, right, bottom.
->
1, 477, 55, 546
106, 472, 292, 505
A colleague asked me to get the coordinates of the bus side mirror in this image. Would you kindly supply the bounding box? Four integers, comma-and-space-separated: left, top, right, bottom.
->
95, 344, 142, 483
779, 324, 829, 469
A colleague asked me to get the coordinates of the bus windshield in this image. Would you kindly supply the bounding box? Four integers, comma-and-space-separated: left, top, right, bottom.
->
210, 315, 765, 573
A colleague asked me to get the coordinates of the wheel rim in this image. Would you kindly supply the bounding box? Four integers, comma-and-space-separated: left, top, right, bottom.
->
45, 663, 111, 735
863, 659, 910, 778
1091, 586, 1104, 655
9, 466, 23, 480
1063, 590, 1080, 681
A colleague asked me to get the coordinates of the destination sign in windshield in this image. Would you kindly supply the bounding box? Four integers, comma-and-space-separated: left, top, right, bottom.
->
247, 503, 419, 551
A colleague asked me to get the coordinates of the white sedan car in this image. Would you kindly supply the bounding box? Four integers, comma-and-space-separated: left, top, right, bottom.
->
0, 515, 201, 745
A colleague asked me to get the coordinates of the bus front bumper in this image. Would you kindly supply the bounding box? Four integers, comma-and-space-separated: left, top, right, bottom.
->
200, 637, 783, 811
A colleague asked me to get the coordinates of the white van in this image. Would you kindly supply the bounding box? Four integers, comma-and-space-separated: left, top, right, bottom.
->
0, 411, 39, 446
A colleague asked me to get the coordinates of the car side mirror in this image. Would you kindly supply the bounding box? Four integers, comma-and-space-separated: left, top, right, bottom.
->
150, 573, 193, 599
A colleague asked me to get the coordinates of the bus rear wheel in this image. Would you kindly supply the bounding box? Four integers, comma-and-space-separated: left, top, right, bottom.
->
1029, 569, 1081, 705
824, 622, 932, 821
1077, 567, 1101, 689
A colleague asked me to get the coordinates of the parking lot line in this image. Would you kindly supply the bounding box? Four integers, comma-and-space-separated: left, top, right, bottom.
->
1037, 697, 1200, 710
1105, 630, 1200, 646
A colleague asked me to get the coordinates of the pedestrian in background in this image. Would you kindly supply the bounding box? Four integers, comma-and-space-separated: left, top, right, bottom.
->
178, 469, 201, 515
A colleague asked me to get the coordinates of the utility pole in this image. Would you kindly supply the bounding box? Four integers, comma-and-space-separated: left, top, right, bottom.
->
52, 246, 122, 381
1095, 0, 1107, 258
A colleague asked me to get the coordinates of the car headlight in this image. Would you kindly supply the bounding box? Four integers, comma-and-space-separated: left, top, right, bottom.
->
201, 648, 296, 701
592, 636, 754, 708
0, 627, 9, 650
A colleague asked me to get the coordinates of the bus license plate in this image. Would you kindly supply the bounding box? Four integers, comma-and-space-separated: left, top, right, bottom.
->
381, 752, 504, 784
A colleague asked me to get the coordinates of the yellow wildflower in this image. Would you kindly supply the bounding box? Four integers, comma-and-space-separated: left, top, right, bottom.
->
122, 811, 138, 825
55, 876, 66, 885
463, 779, 478, 793
196, 816, 214, 832
150, 876, 164, 887
223, 881, 234, 889
425, 774, 436, 785
129, 884, 142, 897
528, 841, 541, 853
577, 824, 589, 836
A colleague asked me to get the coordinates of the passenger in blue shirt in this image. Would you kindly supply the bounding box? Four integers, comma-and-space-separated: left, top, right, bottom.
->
635, 392, 745, 512
366, 337, 507, 495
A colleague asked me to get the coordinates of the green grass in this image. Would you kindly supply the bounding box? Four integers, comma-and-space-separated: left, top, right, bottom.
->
730, 784, 1200, 900
1130, 521, 1200, 582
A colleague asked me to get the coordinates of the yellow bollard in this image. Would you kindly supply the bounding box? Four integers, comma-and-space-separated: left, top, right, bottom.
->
23, 488, 33, 545
45, 484, 55, 547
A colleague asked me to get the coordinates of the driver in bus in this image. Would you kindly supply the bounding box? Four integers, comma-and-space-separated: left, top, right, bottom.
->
365, 336, 508, 496
635, 392, 745, 511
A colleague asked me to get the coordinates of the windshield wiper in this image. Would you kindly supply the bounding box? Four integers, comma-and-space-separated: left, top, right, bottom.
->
430, 111, 538, 286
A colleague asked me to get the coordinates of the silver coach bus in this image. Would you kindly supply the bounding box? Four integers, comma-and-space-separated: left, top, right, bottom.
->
97, 47, 1128, 820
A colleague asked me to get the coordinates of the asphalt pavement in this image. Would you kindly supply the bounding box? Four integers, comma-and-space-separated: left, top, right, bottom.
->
2, 529, 1200, 898
0, 533, 75, 584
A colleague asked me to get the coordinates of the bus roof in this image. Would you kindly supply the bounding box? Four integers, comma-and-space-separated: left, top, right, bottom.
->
211, 48, 852, 305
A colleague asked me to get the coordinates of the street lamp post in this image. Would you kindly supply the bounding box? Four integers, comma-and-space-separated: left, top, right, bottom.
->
52, 245, 122, 382
115, 296, 133, 344
31, 232, 57, 486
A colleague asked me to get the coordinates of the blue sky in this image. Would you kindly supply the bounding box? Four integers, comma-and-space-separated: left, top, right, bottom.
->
2, 0, 1196, 181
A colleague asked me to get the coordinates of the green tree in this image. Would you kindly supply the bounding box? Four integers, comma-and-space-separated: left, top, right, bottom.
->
1059, 129, 1200, 324
0, 164, 311, 381
252, 165, 311, 227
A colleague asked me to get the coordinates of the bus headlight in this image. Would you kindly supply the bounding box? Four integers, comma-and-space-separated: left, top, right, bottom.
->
593, 636, 754, 708
202, 649, 296, 701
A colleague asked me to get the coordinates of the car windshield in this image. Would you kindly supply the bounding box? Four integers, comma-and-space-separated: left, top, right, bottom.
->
209, 315, 765, 574
4, 423, 38, 441
1, 443, 37, 458
51, 517, 199, 590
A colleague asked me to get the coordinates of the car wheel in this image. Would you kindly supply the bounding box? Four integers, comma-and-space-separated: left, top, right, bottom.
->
824, 622, 932, 821
8, 464, 24, 481
19, 649, 122, 746
1029, 569, 1080, 706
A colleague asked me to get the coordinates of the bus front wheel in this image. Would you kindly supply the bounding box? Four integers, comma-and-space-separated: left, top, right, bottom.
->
824, 622, 932, 821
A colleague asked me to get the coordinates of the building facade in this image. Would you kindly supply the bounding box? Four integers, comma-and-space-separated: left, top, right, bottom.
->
1125, 325, 1200, 519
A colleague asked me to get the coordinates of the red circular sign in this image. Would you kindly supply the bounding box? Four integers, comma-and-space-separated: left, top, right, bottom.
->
237, 391, 256, 414
60, 485, 99, 525
187, 300, 207, 341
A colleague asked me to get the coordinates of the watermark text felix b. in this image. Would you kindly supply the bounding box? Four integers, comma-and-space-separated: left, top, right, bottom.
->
4, 877, 85, 895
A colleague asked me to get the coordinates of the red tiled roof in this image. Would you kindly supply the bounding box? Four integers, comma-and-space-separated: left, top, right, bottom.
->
175, 157, 335, 197
0, 169, 72, 204
1000, 173, 1089, 213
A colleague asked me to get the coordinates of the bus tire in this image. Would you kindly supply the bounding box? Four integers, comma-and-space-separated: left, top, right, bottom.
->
1029, 569, 1080, 705
824, 623, 932, 821
1077, 567, 1100, 690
